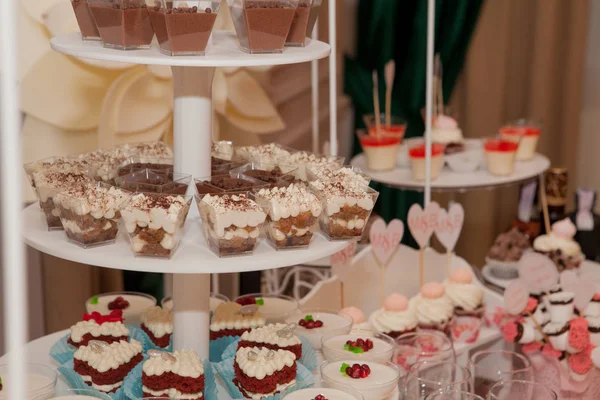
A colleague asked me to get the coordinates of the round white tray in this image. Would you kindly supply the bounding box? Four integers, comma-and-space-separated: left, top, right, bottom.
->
350, 153, 550, 192
50, 31, 331, 67
23, 203, 348, 274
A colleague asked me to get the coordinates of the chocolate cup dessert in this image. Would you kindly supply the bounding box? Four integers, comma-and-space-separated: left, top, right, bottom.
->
72, 0, 101, 40
115, 169, 191, 195
229, 0, 298, 54
285, 0, 320, 47
89, 0, 154, 50
149, 1, 220, 56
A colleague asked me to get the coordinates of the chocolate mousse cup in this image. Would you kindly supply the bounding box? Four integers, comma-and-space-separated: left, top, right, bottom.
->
71, 0, 102, 40
230, 162, 297, 186
115, 169, 192, 195
88, 0, 154, 50
285, 0, 320, 47
229, 0, 299, 54
149, 1, 220, 56
118, 156, 174, 177
196, 174, 270, 193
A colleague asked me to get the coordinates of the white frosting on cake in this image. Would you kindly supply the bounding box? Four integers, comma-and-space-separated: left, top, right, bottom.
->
79, 375, 123, 392
309, 180, 375, 216
141, 306, 173, 338
409, 294, 454, 325
209, 315, 266, 332
74, 339, 142, 373
200, 194, 266, 238
142, 386, 203, 399
121, 193, 189, 234
255, 184, 322, 221
32, 171, 93, 202
431, 115, 463, 144
533, 234, 582, 256
143, 349, 204, 378
444, 281, 484, 312
240, 323, 301, 347
235, 347, 296, 379
54, 183, 129, 219
368, 308, 417, 334
70, 320, 129, 343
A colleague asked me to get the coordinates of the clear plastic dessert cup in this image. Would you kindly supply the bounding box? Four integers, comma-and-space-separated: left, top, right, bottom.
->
363, 114, 407, 142
211, 155, 246, 175
24, 156, 93, 191
307, 164, 372, 187
86, 291, 157, 326
117, 156, 173, 178
115, 169, 192, 195
228, 0, 299, 54
149, 1, 220, 56
285, 0, 320, 47
88, 0, 154, 50
445, 148, 484, 173
55, 182, 131, 248
484, 139, 518, 176
0, 362, 57, 400
286, 308, 353, 350
231, 162, 298, 186
284, 151, 345, 181
499, 119, 541, 161
51, 388, 112, 399
119, 192, 192, 259
71, 0, 102, 40
357, 130, 401, 172
195, 173, 269, 194
281, 386, 364, 400
235, 293, 299, 322
322, 330, 396, 362
162, 292, 229, 312
408, 143, 445, 181
320, 359, 401, 400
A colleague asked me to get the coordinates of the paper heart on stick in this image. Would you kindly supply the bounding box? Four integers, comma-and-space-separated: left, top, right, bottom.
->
518, 252, 559, 293
331, 241, 358, 283
435, 203, 464, 252
407, 202, 441, 248
560, 271, 596, 311
370, 219, 404, 266
504, 280, 530, 315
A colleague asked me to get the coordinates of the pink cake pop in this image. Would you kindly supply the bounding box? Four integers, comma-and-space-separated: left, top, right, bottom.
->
384, 294, 408, 312
449, 268, 473, 284
421, 282, 445, 299
339, 307, 365, 325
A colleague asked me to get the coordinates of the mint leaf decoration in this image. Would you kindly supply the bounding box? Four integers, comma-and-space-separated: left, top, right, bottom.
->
256, 298, 264, 306
340, 363, 350, 375
90, 296, 99, 305
304, 314, 313, 321
344, 344, 364, 354
344, 344, 350, 351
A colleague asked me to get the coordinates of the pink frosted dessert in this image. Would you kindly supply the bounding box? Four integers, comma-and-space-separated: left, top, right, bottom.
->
368, 294, 417, 339
409, 283, 454, 332
444, 268, 484, 318
339, 307, 371, 331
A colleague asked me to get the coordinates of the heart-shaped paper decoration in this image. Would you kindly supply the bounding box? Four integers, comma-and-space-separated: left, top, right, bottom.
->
519, 252, 559, 293
435, 203, 464, 252
504, 280, 530, 315
560, 270, 579, 288
407, 202, 441, 248
560, 271, 596, 311
331, 241, 358, 283
369, 219, 404, 266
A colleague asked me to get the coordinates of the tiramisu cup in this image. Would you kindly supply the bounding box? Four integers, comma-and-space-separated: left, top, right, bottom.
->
408, 143, 445, 181
253, 183, 322, 249
484, 139, 518, 176
71, 0, 101, 40
119, 140, 173, 159
32, 170, 94, 230
229, 0, 299, 54
308, 165, 371, 187
115, 169, 191, 195
78, 148, 130, 184
284, 151, 344, 181
149, 0, 220, 56
548, 292, 575, 324
24, 156, 93, 190
88, 0, 154, 50
118, 155, 173, 177
198, 192, 267, 257
212, 140, 234, 160
54, 182, 131, 248
543, 322, 570, 351
588, 316, 600, 346
120, 192, 192, 258
499, 120, 541, 161
196, 174, 269, 193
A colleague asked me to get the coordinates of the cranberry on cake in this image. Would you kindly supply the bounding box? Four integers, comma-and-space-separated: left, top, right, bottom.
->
140, 306, 173, 348
198, 193, 266, 257
238, 323, 302, 360
210, 302, 266, 340
68, 310, 129, 348
73, 339, 143, 393
234, 347, 297, 399
120, 192, 192, 258
142, 349, 204, 399
54, 182, 130, 248
254, 183, 322, 249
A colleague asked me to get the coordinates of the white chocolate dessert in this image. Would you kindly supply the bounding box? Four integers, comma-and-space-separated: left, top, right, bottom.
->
199, 193, 266, 256
120, 193, 191, 258
54, 183, 130, 247
254, 184, 322, 249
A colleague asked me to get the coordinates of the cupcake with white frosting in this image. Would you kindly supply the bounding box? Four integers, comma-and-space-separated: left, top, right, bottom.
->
409, 283, 455, 332
533, 218, 584, 272
444, 268, 484, 318
368, 294, 417, 338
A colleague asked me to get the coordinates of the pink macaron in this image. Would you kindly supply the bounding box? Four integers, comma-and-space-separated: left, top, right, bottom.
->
421, 282, 445, 299
384, 293, 408, 312
449, 268, 473, 284
339, 307, 366, 324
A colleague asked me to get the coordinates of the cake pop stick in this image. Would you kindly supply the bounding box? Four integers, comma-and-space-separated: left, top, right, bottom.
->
331, 241, 357, 309
539, 174, 551, 234
384, 60, 395, 128
435, 54, 443, 117
372, 71, 382, 137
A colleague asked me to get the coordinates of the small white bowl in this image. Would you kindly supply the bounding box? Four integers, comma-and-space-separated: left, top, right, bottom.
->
445, 149, 483, 173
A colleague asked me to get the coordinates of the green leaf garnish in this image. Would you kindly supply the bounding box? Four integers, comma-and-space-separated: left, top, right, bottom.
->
340, 363, 350, 375
344, 344, 350, 351
0, 376, 3, 385
90, 296, 99, 305
304, 314, 313, 321
344, 344, 364, 354
256, 298, 264, 306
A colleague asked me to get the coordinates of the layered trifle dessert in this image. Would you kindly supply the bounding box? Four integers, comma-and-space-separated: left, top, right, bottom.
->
309, 165, 370, 187
88, 0, 154, 50
235, 293, 299, 322
24, 156, 92, 191
54, 182, 130, 248
86, 291, 156, 327
198, 174, 268, 193
71, 0, 101, 40
253, 183, 322, 249
284, 151, 344, 181
142, 349, 205, 399
287, 309, 353, 350
285, 0, 319, 47
233, 162, 297, 186
234, 143, 295, 166
120, 192, 192, 258
117, 156, 173, 177
78, 148, 130, 184
234, 347, 297, 398
198, 192, 266, 257
320, 359, 400, 400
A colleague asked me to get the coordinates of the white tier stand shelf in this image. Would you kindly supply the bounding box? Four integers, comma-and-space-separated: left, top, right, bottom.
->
46, 31, 335, 361
351, 153, 550, 192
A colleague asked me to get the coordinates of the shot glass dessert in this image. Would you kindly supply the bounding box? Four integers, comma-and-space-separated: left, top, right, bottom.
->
120, 192, 192, 258
88, 0, 154, 50
115, 169, 191, 195
286, 308, 353, 350
78, 148, 130, 184
484, 139, 518, 176
408, 143, 445, 181
228, 0, 299, 54
71, 0, 101, 40
86, 291, 157, 326
54, 182, 131, 248
285, 0, 321, 47
363, 114, 407, 141
253, 183, 322, 249
310, 177, 378, 240
232, 162, 297, 186
357, 130, 401, 172
198, 192, 267, 257
322, 331, 396, 362
149, 0, 220, 56
499, 119, 541, 161
284, 151, 344, 181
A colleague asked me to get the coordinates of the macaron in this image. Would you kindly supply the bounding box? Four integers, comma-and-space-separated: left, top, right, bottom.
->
383, 293, 408, 312
339, 307, 366, 324
421, 282, 445, 299
449, 268, 473, 284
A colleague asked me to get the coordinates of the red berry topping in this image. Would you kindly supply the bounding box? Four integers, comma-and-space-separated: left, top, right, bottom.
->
366, 339, 374, 349
236, 297, 256, 306
83, 310, 124, 325
313, 395, 328, 400
362, 364, 371, 374
345, 366, 353, 376
344, 338, 373, 353
306, 320, 315, 329
299, 315, 323, 330
314, 320, 324, 328
107, 296, 129, 310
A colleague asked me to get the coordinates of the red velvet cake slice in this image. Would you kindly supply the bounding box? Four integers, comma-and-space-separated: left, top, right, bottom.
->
140, 306, 173, 348
210, 302, 266, 341
68, 310, 129, 348
234, 347, 297, 399
142, 349, 204, 399
238, 323, 302, 360
73, 339, 143, 393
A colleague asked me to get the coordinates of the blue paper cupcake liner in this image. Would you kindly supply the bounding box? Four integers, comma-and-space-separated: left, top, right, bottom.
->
214, 357, 314, 400
221, 335, 317, 371
123, 359, 217, 400
132, 327, 173, 353
210, 335, 239, 362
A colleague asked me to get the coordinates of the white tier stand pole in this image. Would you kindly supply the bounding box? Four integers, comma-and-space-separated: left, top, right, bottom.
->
311, 20, 320, 154
328, 0, 337, 156
171, 66, 215, 359
424, 0, 435, 205
1, 0, 27, 398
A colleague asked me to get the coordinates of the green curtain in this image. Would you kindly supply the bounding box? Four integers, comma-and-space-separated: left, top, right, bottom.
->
345, 0, 484, 247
